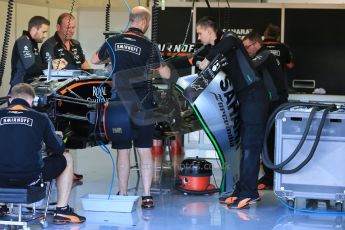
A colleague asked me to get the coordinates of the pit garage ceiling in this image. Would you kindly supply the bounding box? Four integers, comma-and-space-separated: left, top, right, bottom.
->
0, 0, 148, 9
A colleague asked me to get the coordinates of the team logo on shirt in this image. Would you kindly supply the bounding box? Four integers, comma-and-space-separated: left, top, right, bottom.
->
0, 116, 33, 126
23, 45, 32, 58
124, 37, 136, 42
115, 43, 141, 55
269, 49, 281, 57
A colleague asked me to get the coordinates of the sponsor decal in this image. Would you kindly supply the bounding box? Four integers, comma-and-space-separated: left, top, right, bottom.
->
112, 128, 122, 134
0, 117, 33, 127
23, 45, 32, 58
86, 86, 111, 103
222, 28, 253, 40
124, 37, 136, 42
115, 43, 141, 55
210, 77, 240, 148
269, 49, 281, 57
8, 111, 23, 114
158, 43, 197, 57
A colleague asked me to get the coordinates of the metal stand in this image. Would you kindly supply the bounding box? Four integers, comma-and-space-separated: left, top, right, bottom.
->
0, 182, 53, 229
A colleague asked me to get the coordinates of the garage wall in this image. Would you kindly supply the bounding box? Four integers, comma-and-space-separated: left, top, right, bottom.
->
77, 8, 130, 70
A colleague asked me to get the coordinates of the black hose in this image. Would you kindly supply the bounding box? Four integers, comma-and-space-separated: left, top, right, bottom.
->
276, 107, 331, 174
144, 0, 159, 107
105, 1, 111, 39
0, 0, 14, 87
204, 0, 211, 9
262, 102, 337, 174
267, 106, 318, 170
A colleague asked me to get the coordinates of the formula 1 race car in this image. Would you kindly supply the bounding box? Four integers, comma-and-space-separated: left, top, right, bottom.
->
30, 68, 201, 149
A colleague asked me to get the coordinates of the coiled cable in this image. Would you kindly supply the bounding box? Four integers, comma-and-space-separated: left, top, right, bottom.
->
145, 0, 160, 107
105, 0, 111, 39
0, 0, 14, 87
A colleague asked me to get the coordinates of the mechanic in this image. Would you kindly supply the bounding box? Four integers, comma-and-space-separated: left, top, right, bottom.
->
41, 13, 90, 70
10, 16, 47, 88
172, 16, 269, 209
91, 6, 170, 209
243, 31, 288, 190
0, 83, 86, 224
263, 24, 294, 89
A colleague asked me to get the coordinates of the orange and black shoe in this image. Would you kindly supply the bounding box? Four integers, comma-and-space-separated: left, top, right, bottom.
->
53, 205, 86, 225
227, 196, 261, 209
219, 190, 240, 204
257, 176, 273, 190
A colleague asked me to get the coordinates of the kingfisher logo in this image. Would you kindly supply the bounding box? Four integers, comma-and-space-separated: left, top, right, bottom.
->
0, 117, 33, 126
115, 43, 141, 55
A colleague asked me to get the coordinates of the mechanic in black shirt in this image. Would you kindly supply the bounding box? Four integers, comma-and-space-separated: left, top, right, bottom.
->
91, 6, 170, 209
194, 17, 269, 209
41, 13, 90, 70
243, 31, 288, 190
10, 16, 49, 88
263, 24, 294, 88
0, 83, 85, 224
40, 13, 90, 181
10, 16, 67, 89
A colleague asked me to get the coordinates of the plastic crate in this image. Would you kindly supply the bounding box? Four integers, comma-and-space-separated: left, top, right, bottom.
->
81, 194, 140, 212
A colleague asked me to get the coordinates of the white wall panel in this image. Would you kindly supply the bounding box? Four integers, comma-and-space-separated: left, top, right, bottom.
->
78, 8, 130, 69
15, 3, 48, 38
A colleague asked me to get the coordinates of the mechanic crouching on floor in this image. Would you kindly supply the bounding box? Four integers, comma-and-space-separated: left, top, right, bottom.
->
0, 83, 85, 225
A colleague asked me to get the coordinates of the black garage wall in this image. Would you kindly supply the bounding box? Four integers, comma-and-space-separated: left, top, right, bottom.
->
155, 6, 345, 95
285, 9, 345, 95
196, 7, 281, 38
156, 7, 194, 76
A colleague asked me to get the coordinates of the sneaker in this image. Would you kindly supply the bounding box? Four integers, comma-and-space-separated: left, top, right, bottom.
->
257, 176, 273, 190
257, 183, 272, 190
219, 190, 240, 204
53, 205, 86, 224
227, 196, 261, 209
0, 205, 8, 217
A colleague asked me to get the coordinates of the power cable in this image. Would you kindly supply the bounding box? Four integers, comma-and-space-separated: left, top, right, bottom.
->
0, 0, 14, 87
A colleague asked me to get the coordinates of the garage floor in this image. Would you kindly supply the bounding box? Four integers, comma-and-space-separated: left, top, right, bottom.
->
1, 146, 344, 230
